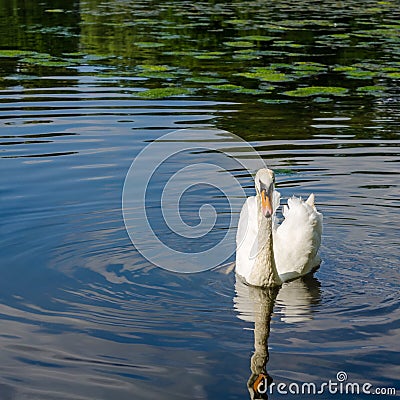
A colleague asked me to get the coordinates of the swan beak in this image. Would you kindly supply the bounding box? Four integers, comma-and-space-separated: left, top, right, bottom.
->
261, 188, 273, 218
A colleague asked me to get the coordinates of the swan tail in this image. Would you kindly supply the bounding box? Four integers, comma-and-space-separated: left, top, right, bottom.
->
272, 189, 281, 214
306, 193, 315, 208
274, 195, 323, 280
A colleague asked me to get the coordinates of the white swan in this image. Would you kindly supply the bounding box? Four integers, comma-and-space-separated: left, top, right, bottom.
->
236, 168, 323, 287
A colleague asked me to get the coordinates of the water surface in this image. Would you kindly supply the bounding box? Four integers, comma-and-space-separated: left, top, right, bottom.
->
0, 0, 399, 399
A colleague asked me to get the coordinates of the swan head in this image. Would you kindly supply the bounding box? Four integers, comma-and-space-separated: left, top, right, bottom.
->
255, 168, 275, 218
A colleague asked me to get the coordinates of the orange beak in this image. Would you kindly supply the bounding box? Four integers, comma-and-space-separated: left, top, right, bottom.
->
261, 188, 273, 218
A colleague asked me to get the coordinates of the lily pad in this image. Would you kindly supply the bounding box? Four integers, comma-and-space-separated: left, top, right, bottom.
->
0, 50, 35, 58
20, 57, 71, 67
333, 65, 357, 72
135, 87, 191, 99
233, 88, 267, 95
329, 33, 351, 39
135, 42, 165, 48
223, 41, 255, 48
137, 64, 173, 72
386, 72, 400, 79
226, 19, 249, 25
272, 40, 294, 46
292, 62, 327, 72
232, 53, 260, 61
356, 85, 387, 93
194, 54, 222, 60
240, 35, 275, 42
208, 84, 244, 91
345, 70, 377, 79
193, 51, 225, 60
163, 51, 200, 57
283, 86, 348, 97
237, 68, 291, 82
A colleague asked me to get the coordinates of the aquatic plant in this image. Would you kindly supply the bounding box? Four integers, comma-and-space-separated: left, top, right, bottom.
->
237, 68, 290, 82
135, 87, 191, 99
283, 86, 348, 97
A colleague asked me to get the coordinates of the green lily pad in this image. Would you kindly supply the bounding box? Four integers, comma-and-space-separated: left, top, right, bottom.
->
345, 70, 377, 79
194, 55, 221, 60
135, 87, 191, 99
232, 53, 260, 61
135, 42, 165, 48
356, 85, 387, 93
20, 57, 71, 67
226, 19, 249, 25
163, 51, 200, 57
333, 65, 357, 72
193, 51, 225, 60
260, 22, 291, 31
237, 68, 291, 82
240, 35, 275, 42
331, 33, 351, 39
0, 50, 35, 58
287, 43, 306, 48
208, 84, 244, 91
357, 85, 387, 92
223, 41, 255, 48
292, 62, 327, 72
233, 88, 267, 95
386, 72, 400, 78
270, 63, 292, 69
137, 64, 173, 72
272, 40, 294, 46
283, 86, 348, 97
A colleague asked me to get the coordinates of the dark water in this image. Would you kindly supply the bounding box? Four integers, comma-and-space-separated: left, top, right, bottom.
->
1, 1, 399, 399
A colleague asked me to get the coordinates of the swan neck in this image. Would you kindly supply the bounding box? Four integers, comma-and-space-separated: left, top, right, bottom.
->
250, 194, 281, 287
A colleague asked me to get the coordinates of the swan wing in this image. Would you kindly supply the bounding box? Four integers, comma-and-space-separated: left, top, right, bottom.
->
236, 196, 258, 282
273, 194, 322, 281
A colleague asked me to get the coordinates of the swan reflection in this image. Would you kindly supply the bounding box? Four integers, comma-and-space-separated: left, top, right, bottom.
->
234, 275, 321, 399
